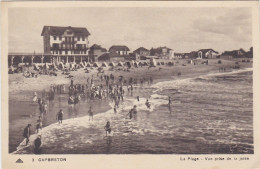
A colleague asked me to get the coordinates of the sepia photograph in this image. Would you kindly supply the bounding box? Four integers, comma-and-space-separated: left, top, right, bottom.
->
3, 2, 257, 158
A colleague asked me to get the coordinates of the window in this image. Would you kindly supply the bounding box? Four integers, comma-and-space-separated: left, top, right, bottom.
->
65, 51, 68, 54
82, 37, 85, 41
54, 36, 56, 40
59, 50, 62, 54
77, 37, 80, 41
56, 50, 58, 54
84, 50, 86, 54
59, 36, 62, 40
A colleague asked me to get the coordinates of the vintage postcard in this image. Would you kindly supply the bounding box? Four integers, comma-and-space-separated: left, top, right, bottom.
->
1, 1, 260, 169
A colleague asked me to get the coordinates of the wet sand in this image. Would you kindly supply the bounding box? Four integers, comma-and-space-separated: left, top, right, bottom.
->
8, 59, 252, 153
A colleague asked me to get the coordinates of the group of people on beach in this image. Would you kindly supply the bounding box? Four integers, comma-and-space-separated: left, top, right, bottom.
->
22, 70, 157, 154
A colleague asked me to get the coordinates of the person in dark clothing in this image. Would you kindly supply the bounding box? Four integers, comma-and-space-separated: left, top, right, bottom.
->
23, 124, 32, 145
104, 121, 111, 136
57, 109, 64, 124
127, 105, 137, 119
34, 135, 42, 154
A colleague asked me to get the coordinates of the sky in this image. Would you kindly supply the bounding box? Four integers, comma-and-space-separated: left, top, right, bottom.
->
8, 7, 252, 53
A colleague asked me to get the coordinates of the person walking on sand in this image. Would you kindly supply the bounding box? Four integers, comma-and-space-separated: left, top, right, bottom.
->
57, 109, 64, 124
23, 124, 32, 145
104, 121, 111, 136
88, 106, 94, 121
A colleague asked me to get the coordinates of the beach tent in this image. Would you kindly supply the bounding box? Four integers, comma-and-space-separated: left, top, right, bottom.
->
44, 63, 50, 69
150, 58, 157, 66
138, 62, 143, 66
117, 62, 124, 66
92, 62, 100, 67
125, 61, 132, 68
102, 62, 108, 67
79, 62, 85, 68
142, 62, 148, 66
109, 62, 115, 67
86, 62, 92, 67
133, 62, 138, 67
157, 62, 161, 66
58, 62, 64, 69
34, 64, 40, 70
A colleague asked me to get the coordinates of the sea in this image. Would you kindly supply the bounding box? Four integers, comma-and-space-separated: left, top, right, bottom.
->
10, 68, 253, 154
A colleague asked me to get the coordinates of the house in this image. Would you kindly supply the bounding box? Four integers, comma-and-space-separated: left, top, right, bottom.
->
125, 53, 140, 61
41, 26, 91, 63
108, 45, 130, 62
245, 47, 253, 58
89, 44, 107, 62
97, 53, 110, 62
133, 47, 150, 58
174, 53, 185, 59
197, 49, 219, 59
220, 48, 246, 59
109, 45, 130, 56
150, 47, 174, 59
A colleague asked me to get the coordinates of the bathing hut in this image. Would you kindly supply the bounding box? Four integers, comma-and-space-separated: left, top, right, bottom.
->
102, 62, 108, 67
150, 58, 157, 66
157, 62, 161, 66
133, 61, 138, 67
92, 62, 100, 67
117, 62, 124, 66
86, 62, 92, 67
109, 62, 115, 67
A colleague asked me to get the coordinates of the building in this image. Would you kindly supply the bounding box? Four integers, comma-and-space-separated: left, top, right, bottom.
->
197, 49, 218, 59
108, 45, 130, 62
89, 44, 107, 62
41, 26, 91, 63
220, 48, 246, 59
109, 45, 130, 56
174, 53, 185, 59
133, 47, 150, 57
150, 47, 174, 59
125, 53, 140, 61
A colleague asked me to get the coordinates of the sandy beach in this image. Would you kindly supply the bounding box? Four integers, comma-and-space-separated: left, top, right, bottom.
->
8, 58, 253, 153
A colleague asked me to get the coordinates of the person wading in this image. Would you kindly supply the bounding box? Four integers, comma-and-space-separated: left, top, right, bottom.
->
57, 109, 64, 124
104, 121, 111, 136
88, 106, 94, 121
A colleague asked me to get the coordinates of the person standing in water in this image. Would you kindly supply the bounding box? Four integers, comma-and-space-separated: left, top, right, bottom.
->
145, 99, 151, 109
57, 109, 64, 124
88, 106, 94, 121
23, 124, 32, 145
127, 105, 137, 120
104, 121, 111, 136
137, 96, 140, 102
